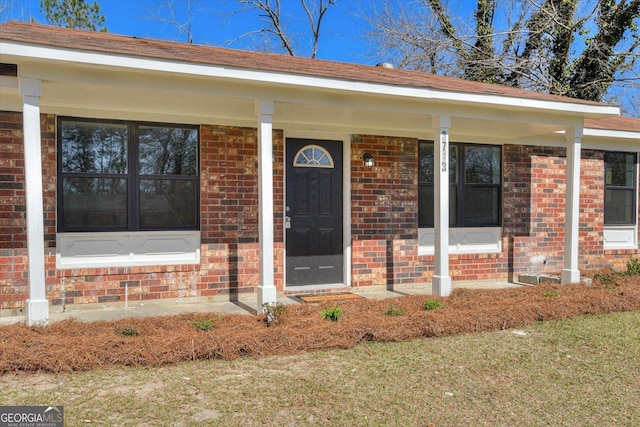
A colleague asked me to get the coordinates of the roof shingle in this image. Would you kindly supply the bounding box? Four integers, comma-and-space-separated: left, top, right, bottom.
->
584, 116, 640, 133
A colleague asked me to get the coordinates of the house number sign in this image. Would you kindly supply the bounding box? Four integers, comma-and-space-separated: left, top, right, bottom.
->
441, 130, 448, 172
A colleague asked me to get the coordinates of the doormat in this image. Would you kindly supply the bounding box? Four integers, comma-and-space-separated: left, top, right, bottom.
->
296, 292, 364, 304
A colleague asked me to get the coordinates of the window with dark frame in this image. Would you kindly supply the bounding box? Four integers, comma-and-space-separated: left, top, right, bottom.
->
418, 141, 502, 228
57, 118, 200, 232
604, 152, 637, 226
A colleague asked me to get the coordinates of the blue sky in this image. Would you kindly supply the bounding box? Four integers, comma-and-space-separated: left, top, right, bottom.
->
14, 0, 381, 65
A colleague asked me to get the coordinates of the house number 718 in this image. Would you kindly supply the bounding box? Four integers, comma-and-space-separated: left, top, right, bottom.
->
441, 130, 448, 172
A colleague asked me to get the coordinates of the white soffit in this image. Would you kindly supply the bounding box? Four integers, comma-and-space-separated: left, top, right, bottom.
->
0, 40, 620, 118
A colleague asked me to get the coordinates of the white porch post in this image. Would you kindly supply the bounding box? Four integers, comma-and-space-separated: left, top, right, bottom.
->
256, 99, 277, 309
19, 77, 49, 325
432, 115, 452, 296
561, 126, 583, 284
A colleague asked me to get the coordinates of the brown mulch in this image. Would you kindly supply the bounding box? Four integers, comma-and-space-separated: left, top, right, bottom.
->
1, 275, 639, 373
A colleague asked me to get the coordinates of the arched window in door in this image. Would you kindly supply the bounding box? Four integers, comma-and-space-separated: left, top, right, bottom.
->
293, 145, 334, 168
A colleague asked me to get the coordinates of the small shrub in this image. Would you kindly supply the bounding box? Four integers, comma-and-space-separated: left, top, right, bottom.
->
594, 272, 618, 289
542, 291, 560, 298
263, 302, 288, 326
385, 305, 405, 316
320, 306, 343, 322
116, 326, 139, 337
423, 299, 443, 311
624, 256, 640, 276
191, 316, 219, 332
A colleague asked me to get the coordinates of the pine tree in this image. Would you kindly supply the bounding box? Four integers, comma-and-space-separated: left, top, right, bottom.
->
40, 0, 106, 32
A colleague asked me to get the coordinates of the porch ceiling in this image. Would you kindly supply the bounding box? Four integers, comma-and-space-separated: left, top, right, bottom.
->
0, 64, 571, 144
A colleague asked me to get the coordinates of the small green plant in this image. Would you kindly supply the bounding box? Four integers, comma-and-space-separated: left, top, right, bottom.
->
263, 302, 288, 326
191, 316, 219, 332
624, 256, 640, 276
385, 305, 405, 316
116, 326, 139, 337
542, 291, 560, 298
423, 299, 443, 311
320, 306, 343, 322
594, 272, 618, 288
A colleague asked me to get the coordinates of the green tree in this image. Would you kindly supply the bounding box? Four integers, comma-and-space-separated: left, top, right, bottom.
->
40, 0, 107, 31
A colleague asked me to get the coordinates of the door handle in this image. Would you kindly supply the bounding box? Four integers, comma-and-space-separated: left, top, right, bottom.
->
285, 216, 291, 229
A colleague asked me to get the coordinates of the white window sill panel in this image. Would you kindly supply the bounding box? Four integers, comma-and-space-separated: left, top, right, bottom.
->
418, 227, 502, 256
57, 231, 200, 269
603, 226, 638, 250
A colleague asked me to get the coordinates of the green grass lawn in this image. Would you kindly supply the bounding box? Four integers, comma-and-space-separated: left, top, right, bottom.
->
2, 310, 639, 426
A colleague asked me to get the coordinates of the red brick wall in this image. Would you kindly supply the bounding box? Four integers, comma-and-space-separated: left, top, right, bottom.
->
578, 149, 607, 269
350, 135, 423, 286
1, 112, 55, 311
0, 251, 28, 311
0, 111, 27, 310
351, 135, 418, 241
200, 125, 259, 244
199, 125, 285, 292
503, 145, 570, 275
0, 111, 28, 249
351, 240, 387, 286
41, 115, 56, 248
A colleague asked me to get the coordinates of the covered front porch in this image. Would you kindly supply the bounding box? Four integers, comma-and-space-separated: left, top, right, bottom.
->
0, 22, 620, 325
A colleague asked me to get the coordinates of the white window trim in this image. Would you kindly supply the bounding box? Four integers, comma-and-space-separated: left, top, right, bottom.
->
603, 151, 639, 250
56, 230, 200, 269
418, 227, 502, 255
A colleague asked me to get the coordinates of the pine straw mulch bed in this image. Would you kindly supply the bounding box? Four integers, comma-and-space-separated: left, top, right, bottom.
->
1, 276, 640, 374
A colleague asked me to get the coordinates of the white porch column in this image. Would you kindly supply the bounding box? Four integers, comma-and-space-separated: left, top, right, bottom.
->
561, 126, 583, 284
256, 99, 277, 309
432, 115, 452, 296
19, 77, 49, 325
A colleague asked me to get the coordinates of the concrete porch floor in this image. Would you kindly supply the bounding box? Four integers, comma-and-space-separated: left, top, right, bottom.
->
0, 280, 521, 325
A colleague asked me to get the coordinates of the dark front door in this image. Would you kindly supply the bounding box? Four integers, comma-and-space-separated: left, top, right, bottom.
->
286, 139, 343, 286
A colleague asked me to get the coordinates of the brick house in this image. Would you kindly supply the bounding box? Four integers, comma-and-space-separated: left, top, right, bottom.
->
1, 21, 639, 325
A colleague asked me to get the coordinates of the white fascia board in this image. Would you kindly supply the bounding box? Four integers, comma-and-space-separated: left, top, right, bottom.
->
1, 40, 620, 118
583, 127, 640, 141
558, 122, 640, 151
582, 136, 640, 152
577, 127, 640, 151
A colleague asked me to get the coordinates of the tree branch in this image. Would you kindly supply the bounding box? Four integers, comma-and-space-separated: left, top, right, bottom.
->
237, 0, 296, 55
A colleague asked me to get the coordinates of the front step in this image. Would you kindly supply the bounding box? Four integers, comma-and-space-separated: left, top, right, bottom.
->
292, 292, 364, 304
517, 274, 561, 285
